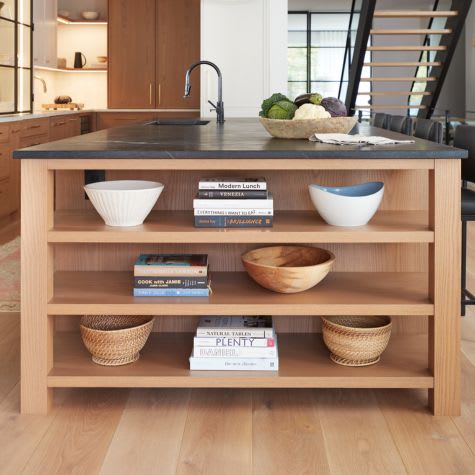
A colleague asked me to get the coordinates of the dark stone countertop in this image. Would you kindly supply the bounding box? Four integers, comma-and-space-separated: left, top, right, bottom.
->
13, 118, 467, 159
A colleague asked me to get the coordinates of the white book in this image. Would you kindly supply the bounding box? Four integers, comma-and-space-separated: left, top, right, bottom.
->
196, 316, 275, 338
193, 345, 277, 358
193, 336, 275, 347
194, 208, 273, 216
193, 194, 273, 210
189, 353, 279, 371
199, 177, 267, 191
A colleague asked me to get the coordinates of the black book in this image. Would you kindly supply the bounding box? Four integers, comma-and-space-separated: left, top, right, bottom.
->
196, 190, 268, 199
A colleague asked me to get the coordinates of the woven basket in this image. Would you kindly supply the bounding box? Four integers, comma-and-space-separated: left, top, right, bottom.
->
321, 316, 392, 366
80, 315, 154, 366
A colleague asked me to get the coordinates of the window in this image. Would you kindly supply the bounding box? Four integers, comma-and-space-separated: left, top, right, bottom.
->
288, 11, 370, 105
0, 0, 32, 114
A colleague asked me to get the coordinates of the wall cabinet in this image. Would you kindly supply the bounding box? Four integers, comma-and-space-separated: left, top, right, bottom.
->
33, 0, 58, 68
108, 0, 200, 109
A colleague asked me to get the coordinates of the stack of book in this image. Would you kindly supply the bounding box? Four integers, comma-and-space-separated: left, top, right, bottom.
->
133, 254, 210, 297
189, 316, 278, 371
193, 177, 273, 228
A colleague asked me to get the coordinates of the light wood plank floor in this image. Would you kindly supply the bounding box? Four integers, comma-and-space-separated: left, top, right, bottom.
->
1, 221, 475, 474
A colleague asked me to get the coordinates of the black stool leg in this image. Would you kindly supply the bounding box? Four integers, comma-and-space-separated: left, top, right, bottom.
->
462, 220, 467, 316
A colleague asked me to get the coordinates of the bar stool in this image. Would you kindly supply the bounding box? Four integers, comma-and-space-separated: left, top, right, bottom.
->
456, 125, 475, 315
388, 115, 413, 135
414, 118, 443, 143
372, 113, 387, 128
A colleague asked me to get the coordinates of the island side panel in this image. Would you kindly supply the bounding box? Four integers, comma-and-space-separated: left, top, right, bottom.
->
428, 159, 461, 416
21, 159, 54, 414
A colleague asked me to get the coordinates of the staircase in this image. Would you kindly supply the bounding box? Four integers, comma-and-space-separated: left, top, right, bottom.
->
344, 0, 472, 118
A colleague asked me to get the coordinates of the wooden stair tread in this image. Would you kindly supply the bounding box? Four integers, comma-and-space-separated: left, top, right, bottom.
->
373, 10, 458, 18
367, 45, 447, 51
370, 29, 452, 35
356, 105, 427, 109
368, 91, 431, 96
364, 62, 442, 67
361, 77, 437, 82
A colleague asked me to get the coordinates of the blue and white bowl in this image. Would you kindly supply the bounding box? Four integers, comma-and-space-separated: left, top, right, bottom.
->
308, 182, 384, 226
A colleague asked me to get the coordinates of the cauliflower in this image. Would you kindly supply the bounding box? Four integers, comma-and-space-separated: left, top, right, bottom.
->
293, 104, 331, 120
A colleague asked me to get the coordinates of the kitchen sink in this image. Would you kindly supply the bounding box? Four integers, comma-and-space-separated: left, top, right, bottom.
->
146, 119, 210, 126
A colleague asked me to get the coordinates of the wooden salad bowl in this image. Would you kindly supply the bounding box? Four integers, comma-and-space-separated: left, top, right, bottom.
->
241, 245, 335, 293
259, 116, 357, 139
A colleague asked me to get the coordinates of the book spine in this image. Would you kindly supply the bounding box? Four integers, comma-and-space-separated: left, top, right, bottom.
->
197, 190, 268, 199
193, 197, 273, 209
194, 216, 273, 228
193, 346, 278, 358
134, 277, 208, 289
199, 182, 267, 191
194, 208, 273, 216
189, 356, 279, 371
195, 329, 275, 338
133, 288, 209, 297
134, 266, 208, 277
193, 336, 275, 347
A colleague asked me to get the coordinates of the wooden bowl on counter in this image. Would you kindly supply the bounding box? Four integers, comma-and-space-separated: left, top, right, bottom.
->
241, 245, 335, 293
259, 116, 358, 139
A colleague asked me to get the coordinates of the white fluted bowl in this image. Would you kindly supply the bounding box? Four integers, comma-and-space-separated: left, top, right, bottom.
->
84, 180, 164, 227
309, 182, 384, 227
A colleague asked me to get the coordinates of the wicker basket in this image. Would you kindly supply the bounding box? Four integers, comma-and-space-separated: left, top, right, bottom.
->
80, 315, 154, 366
321, 316, 392, 366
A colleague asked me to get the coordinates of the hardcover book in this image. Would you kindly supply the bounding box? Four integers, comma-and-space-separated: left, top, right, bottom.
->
192, 345, 278, 358
199, 177, 267, 191
196, 316, 274, 338
193, 194, 273, 209
194, 208, 273, 216
134, 254, 208, 277
189, 353, 279, 371
133, 288, 210, 297
134, 276, 208, 289
197, 190, 268, 199
194, 216, 273, 228
193, 336, 275, 347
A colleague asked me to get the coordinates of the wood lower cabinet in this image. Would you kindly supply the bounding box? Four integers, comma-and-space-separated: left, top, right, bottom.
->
96, 111, 200, 130
108, 0, 200, 109
50, 115, 82, 141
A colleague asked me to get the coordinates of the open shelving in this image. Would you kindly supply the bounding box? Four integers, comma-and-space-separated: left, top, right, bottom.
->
48, 333, 433, 389
20, 156, 461, 416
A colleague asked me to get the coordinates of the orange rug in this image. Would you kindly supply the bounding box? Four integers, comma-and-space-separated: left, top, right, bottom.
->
0, 237, 20, 312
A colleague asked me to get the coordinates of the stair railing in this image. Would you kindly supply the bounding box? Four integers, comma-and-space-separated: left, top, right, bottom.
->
417, 0, 472, 118
338, 0, 358, 101
344, 0, 377, 116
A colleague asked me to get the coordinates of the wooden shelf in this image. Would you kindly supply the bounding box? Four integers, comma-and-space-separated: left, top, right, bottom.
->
49, 210, 433, 244
57, 16, 108, 25
48, 271, 433, 316
48, 332, 433, 389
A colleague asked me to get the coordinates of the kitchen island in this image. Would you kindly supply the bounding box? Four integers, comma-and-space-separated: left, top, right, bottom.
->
15, 118, 466, 415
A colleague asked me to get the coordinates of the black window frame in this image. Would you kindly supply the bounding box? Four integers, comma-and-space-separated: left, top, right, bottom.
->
0, 0, 33, 115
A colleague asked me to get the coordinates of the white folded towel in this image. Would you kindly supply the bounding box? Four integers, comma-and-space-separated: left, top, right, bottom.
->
309, 133, 415, 145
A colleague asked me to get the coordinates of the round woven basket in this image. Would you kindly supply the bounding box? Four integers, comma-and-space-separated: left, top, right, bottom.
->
80, 315, 154, 366
321, 316, 392, 366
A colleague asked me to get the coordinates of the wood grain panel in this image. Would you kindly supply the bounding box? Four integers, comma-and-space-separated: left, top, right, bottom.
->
108, 0, 156, 108
156, 0, 200, 109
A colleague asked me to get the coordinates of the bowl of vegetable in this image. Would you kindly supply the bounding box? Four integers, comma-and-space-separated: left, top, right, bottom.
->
259, 93, 357, 139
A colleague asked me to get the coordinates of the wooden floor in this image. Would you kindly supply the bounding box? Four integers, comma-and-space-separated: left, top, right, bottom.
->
1, 220, 475, 474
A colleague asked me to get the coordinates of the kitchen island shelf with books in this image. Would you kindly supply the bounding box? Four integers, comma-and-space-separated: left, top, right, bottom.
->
49, 210, 434, 243
48, 271, 433, 316
48, 333, 433, 389
17, 121, 463, 415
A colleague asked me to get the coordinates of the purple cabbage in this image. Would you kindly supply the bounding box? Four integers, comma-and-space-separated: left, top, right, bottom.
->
321, 97, 347, 117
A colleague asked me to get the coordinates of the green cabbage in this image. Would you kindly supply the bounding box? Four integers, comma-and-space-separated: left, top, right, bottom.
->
267, 100, 298, 120
260, 93, 289, 117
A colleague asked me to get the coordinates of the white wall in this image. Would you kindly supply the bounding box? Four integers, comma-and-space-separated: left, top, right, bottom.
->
201, 0, 288, 117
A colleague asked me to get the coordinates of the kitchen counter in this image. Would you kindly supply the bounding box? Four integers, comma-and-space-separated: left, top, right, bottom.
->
13, 118, 466, 160
19, 116, 462, 417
